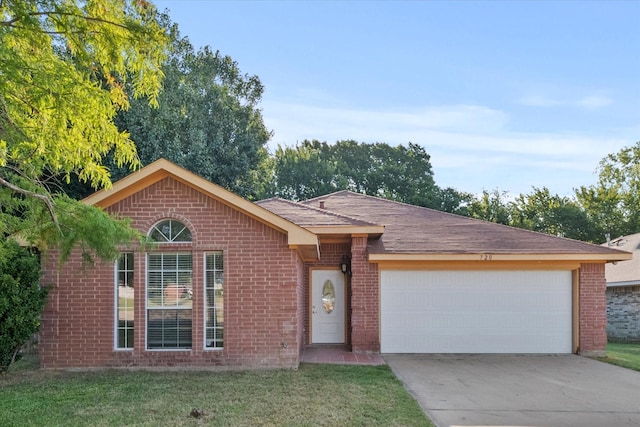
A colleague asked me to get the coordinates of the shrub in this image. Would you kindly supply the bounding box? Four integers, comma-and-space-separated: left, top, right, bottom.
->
0, 239, 49, 373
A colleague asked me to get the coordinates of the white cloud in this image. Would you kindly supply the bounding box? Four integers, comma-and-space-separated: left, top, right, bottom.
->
576, 95, 613, 108
518, 93, 613, 109
261, 99, 631, 196
518, 95, 562, 107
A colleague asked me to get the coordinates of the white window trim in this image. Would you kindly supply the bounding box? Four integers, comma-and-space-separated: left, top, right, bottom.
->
204, 251, 224, 351
114, 253, 134, 351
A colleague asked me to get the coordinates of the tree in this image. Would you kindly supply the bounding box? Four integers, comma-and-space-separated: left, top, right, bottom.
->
467, 188, 513, 225
114, 19, 271, 199
575, 141, 640, 241
435, 187, 473, 216
0, 0, 169, 260
511, 187, 594, 241
0, 239, 49, 373
272, 141, 337, 201
272, 140, 453, 209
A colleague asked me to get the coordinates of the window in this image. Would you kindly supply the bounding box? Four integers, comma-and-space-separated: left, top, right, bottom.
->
149, 219, 192, 243
146, 219, 193, 350
147, 253, 193, 349
116, 253, 134, 349
205, 252, 224, 349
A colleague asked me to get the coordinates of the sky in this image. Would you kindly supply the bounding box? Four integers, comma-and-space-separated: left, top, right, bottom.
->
153, 0, 640, 197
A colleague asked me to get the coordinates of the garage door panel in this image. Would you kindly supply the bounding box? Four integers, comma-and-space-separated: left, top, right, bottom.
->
381, 270, 572, 354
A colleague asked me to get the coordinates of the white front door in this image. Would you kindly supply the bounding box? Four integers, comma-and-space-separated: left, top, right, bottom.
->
311, 269, 345, 344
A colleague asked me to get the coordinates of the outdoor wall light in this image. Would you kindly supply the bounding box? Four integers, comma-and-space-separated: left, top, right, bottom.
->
340, 255, 352, 277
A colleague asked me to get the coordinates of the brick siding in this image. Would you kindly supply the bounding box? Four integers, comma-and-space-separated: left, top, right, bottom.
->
40, 177, 302, 369
606, 285, 640, 343
578, 263, 607, 356
350, 236, 379, 353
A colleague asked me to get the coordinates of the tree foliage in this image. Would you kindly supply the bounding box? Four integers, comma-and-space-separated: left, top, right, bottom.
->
511, 187, 593, 241
575, 141, 640, 241
114, 18, 271, 199
272, 141, 337, 201
272, 140, 463, 210
0, 0, 169, 261
467, 188, 512, 225
0, 239, 48, 373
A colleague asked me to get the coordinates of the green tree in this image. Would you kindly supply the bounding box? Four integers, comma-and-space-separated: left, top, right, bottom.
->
467, 189, 512, 225
0, 239, 49, 373
0, 0, 169, 260
435, 187, 473, 216
511, 187, 594, 241
272, 140, 454, 209
114, 19, 271, 199
272, 141, 336, 201
575, 141, 640, 241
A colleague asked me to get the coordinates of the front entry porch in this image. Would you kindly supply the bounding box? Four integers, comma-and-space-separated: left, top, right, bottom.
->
301, 345, 385, 365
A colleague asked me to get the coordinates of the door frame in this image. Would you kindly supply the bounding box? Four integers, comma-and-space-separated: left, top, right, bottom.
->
309, 267, 347, 344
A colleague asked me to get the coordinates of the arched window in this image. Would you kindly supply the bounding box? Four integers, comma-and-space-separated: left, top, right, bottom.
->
146, 219, 193, 350
149, 219, 192, 243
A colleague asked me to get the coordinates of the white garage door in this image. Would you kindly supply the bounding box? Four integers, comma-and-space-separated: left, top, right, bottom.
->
381, 270, 573, 354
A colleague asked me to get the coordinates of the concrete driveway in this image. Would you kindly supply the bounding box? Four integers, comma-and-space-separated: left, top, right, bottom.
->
385, 354, 640, 427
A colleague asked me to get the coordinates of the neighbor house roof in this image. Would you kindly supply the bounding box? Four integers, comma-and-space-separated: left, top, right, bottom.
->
602, 233, 640, 286
296, 191, 631, 263
82, 159, 320, 261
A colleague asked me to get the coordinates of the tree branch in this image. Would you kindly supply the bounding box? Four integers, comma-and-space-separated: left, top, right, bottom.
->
0, 175, 61, 234
1, 10, 131, 31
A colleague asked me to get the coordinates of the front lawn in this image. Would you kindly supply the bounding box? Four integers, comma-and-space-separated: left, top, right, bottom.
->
595, 342, 640, 372
0, 356, 432, 426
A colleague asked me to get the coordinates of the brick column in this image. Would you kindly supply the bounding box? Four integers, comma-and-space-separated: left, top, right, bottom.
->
579, 263, 607, 356
350, 236, 379, 353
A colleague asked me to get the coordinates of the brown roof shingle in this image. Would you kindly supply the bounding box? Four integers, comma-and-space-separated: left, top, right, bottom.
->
256, 197, 380, 227
297, 191, 629, 257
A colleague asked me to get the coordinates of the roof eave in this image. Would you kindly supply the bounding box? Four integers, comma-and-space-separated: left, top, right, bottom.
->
304, 225, 384, 238
369, 252, 633, 263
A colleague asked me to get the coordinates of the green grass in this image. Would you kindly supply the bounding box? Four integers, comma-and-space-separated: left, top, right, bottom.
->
595, 342, 640, 372
0, 356, 432, 427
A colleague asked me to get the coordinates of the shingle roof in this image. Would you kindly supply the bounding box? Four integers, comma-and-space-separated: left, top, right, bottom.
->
256, 198, 379, 227
603, 234, 640, 285
297, 191, 629, 258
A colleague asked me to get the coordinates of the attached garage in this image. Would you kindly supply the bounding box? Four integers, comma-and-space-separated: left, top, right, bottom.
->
380, 270, 573, 354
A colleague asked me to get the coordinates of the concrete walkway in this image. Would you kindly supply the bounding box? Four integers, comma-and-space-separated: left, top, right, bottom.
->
385, 354, 640, 427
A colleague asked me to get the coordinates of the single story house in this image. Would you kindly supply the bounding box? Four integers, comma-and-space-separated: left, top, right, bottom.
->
40, 159, 631, 369
603, 234, 640, 343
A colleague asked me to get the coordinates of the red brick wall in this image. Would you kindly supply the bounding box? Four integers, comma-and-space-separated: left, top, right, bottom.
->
40, 177, 301, 369
350, 236, 379, 353
579, 262, 607, 356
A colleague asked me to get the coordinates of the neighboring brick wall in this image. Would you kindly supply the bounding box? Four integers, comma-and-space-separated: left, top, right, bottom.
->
606, 285, 640, 343
350, 236, 379, 353
579, 263, 607, 356
40, 177, 300, 369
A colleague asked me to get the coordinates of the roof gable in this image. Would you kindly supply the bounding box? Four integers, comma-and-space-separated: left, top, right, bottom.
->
83, 159, 319, 260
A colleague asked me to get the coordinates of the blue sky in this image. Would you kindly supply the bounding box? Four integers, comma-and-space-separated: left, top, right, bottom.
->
154, 0, 640, 197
